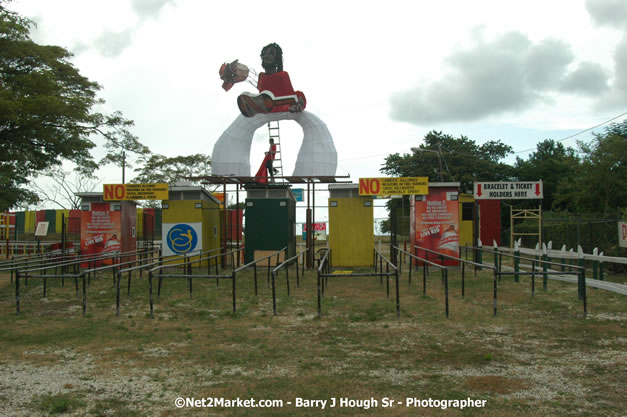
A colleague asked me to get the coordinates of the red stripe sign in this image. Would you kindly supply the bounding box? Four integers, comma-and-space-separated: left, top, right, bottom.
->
474, 181, 543, 199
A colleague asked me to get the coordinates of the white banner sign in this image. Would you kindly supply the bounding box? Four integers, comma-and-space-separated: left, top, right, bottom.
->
162, 223, 202, 256
474, 181, 543, 199
619, 222, 627, 248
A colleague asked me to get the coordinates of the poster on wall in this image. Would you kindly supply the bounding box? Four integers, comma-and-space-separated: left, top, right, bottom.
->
414, 190, 459, 265
302, 222, 327, 241
162, 223, 203, 256
619, 222, 627, 248
80, 203, 121, 266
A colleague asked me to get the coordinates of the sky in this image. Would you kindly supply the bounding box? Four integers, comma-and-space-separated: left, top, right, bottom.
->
9, 0, 627, 225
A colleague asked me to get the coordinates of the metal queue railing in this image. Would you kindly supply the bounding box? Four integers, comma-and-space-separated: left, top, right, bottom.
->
402, 245, 587, 316
116, 247, 224, 316
147, 247, 245, 318
270, 248, 309, 315
459, 244, 587, 312
13, 247, 237, 316
316, 248, 400, 318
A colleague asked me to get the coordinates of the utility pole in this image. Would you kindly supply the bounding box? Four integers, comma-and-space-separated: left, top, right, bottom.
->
437, 143, 444, 181
410, 145, 445, 181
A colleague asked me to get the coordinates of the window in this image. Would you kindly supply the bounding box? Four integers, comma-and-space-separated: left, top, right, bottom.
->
462, 203, 474, 221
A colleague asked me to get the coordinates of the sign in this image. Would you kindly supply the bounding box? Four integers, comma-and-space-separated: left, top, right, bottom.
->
292, 188, 304, 202
162, 223, 202, 256
302, 222, 327, 241
212, 193, 225, 206
619, 222, 627, 248
103, 183, 169, 201
359, 177, 428, 196
35, 222, 49, 237
80, 203, 121, 266
474, 181, 543, 199
413, 189, 459, 266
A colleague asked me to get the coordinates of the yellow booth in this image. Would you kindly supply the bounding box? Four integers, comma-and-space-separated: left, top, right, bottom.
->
328, 184, 374, 267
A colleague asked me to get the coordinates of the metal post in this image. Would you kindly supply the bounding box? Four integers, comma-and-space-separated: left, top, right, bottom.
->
232, 271, 236, 313
445, 268, 449, 318
306, 180, 311, 269
317, 268, 321, 317
514, 248, 520, 283
395, 268, 400, 318
493, 267, 497, 317
236, 183, 241, 267
408, 250, 412, 286
271, 270, 277, 315
542, 250, 548, 291
423, 258, 427, 296
581, 269, 587, 315
15, 269, 20, 313
461, 262, 465, 298
253, 263, 258, 295
578, 250, 585, 300
531, 261, 536, 296
149, 271, 154, 318
386, 262, 389, 298
116, 271, 121, 316
82, 272, 87, 317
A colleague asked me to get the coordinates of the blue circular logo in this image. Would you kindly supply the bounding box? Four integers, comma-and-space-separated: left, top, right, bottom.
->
167, 224, 198, 254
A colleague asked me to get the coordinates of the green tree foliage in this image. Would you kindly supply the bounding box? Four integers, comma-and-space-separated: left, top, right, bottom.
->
569, 122, 627, 216
132, 153, 211, 185
381, 131, 513, 192
0, 2, 141, 210
514, 139, 579, 211
379, 131, 513, 234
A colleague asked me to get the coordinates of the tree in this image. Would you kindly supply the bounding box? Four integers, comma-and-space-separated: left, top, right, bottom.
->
380, 131, 513, 234
132, 153, 212, 185
98, 112, 150, 183
513, 139, 579, 211
132, 153, 213, 208
570, 121, 627, 216
29, 167, 100, 209
381, 131, 513, 192
0, 2, 140, 210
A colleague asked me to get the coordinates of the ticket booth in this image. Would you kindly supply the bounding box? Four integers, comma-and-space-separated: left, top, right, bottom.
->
76, 192, 137, 265
161, 185, 222, 262
244, 185, 296, 264
410, 182, 460, 266
328, 184, 374, 267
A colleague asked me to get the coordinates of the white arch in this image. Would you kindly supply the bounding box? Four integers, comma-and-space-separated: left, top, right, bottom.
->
211, 111, 337, 177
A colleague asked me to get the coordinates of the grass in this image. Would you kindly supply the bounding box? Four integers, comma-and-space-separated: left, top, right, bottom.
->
0, 260, 625, 417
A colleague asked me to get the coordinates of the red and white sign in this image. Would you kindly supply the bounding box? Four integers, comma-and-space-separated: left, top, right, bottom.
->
474, 181, 543, 199
619, 222, 627, 248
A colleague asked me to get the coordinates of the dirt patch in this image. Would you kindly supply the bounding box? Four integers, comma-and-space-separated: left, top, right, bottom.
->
464, 375, 527, 394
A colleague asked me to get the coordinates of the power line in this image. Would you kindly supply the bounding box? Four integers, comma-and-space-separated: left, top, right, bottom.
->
513, 110, 627, 154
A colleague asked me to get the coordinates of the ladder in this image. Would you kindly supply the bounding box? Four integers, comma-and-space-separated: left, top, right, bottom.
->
267, 121, 283, 181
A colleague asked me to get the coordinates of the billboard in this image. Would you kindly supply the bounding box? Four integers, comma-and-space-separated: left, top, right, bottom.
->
80, 203, 122, 266
103, 183, 169, 201
359, 177, 428, 196
474, 181, 543, 199
413, 189, 459, 266
302, 222, 327, 241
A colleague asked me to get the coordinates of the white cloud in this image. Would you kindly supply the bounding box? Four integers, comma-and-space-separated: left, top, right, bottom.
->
388, 28, 619, 125
560, 61, 610, 95
586, 0, 627, 29
93, 29, 134, 58
131, 0, 176, 18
